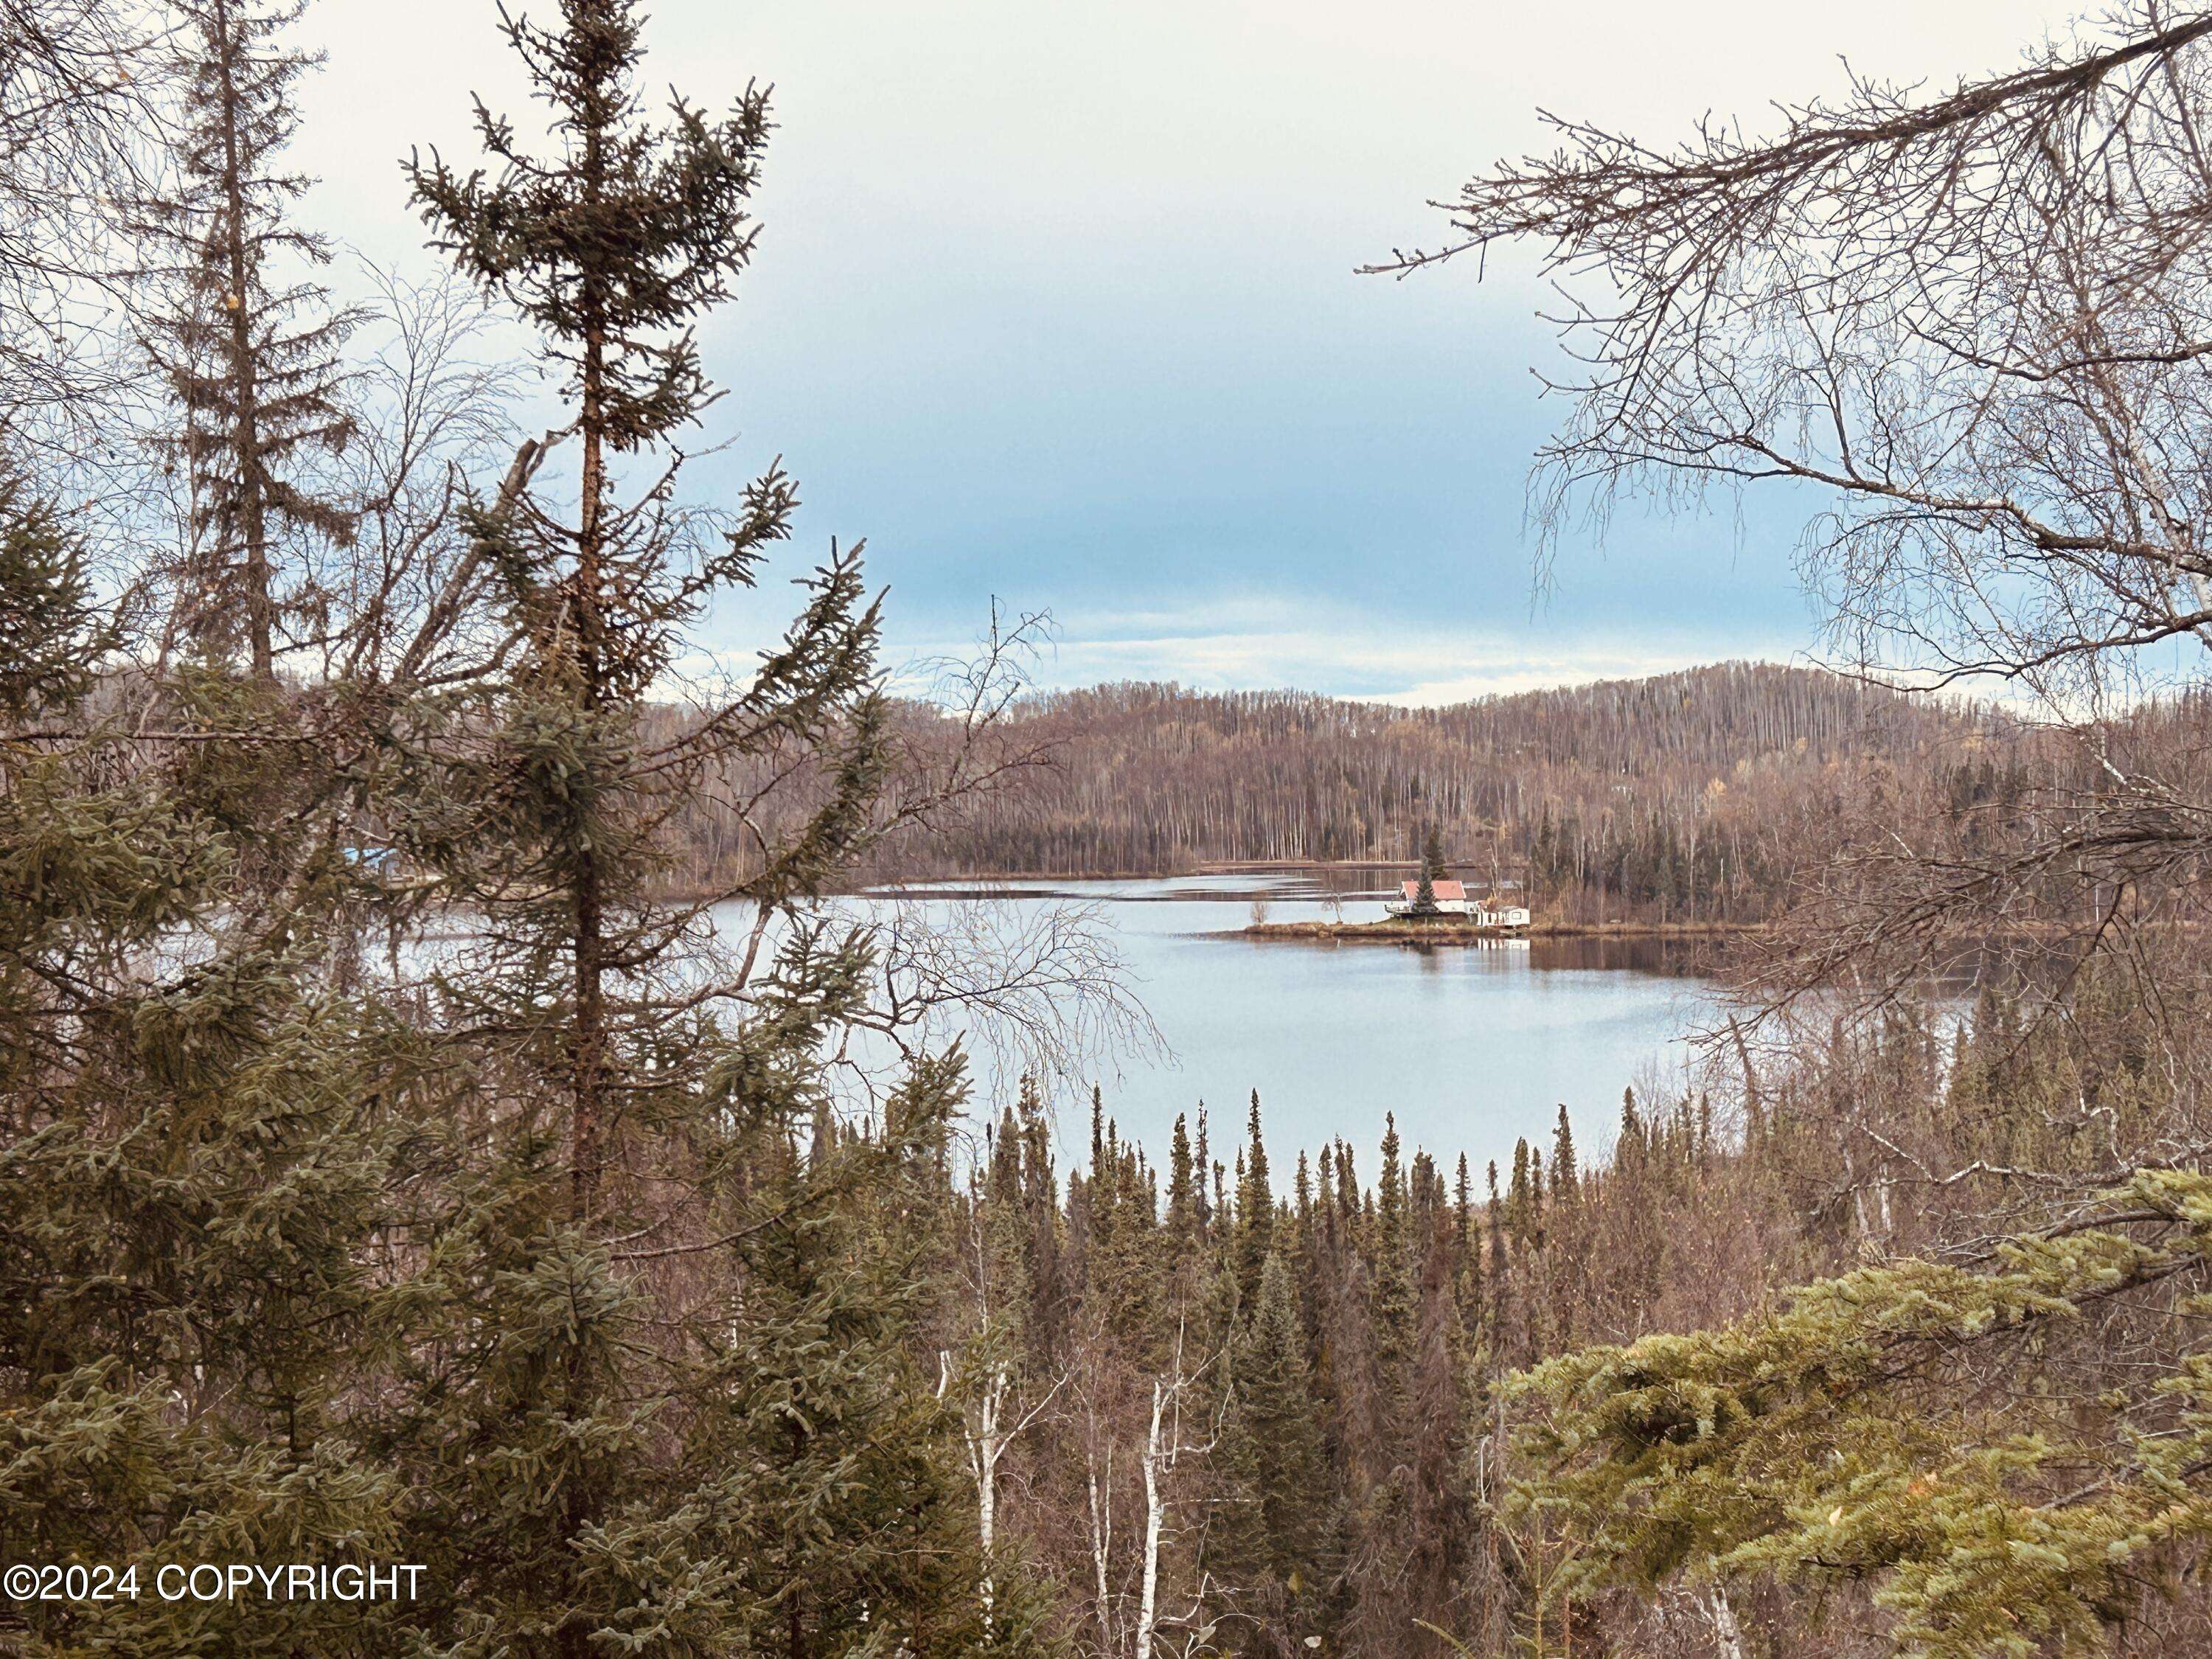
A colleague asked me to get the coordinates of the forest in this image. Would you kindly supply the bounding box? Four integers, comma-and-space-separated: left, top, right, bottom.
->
918, 967, 2212, 1658
815, 666, 2014, 923
677, 664, 2211, 933
7, 0, 2212, 1656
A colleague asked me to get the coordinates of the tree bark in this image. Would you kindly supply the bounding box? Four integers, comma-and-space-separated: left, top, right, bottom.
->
1135, 1378, 1166, 1659
568, 141, 609, 1221
209, 0, 274, 684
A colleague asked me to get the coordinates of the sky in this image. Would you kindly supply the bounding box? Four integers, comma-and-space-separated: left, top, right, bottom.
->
290, 0, 2084, 704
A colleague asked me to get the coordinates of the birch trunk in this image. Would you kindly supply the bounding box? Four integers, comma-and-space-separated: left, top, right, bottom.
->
1088, 1434, 1113, 1655
1705, 1587, 1748, 1659
1134, 1379, 1166, 1659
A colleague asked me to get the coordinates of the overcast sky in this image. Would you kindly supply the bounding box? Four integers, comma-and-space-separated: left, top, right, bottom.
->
291, 0, 2081, 703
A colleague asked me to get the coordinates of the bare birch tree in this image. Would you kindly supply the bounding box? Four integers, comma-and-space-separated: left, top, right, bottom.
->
1381, 2, 2212, 1002
1077, 1317, 1225, 1659
0, 0, 159, 454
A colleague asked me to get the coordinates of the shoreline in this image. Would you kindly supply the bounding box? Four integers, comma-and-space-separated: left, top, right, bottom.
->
655, 863, 1757, 942
1239, 919, 1762, 944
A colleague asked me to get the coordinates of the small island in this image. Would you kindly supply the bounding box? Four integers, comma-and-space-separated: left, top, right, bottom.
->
1239, 916, 1762, 943
1240, 832, 1760, 942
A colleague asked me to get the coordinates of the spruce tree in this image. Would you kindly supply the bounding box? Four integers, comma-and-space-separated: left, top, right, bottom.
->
720, 1055, 1012, 1659
1486, 1158, 1518, 1367
0, 481, 108, 718
1014, 1075, 1066, 1362
1316, 1142, 1338, 1251
1551, 1103, 1579, 1203
140, 0, 355, 681
1374, 1114, 1413, 1377
1449, 1151, 1485, 1354
0, 478, 409, 1655
1408, 1209, 1469, 1649
1221, 1253, 1329, 1652
1486, 1160, 1506, 1270
385, 3, 1014, 1650
1167, 1109, 1197, 1251
406, 0, 886, 1224
1234, 1088, 1273, 1307
1194, 1102, 1214, 1239
1412, 826, 1443, 914
1508, 1137, 1532, 1245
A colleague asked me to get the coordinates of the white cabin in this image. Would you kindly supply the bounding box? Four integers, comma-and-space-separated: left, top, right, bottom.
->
1384, 880, 1531, 930
1386, 878, 1475, 916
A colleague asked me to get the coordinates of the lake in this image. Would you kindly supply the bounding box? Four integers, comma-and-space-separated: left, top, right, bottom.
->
790, 869, 1731, 1178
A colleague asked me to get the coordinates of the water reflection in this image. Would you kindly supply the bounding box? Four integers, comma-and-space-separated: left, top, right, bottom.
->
1527, 936, 1711, 975
849, 873, 1730, 1173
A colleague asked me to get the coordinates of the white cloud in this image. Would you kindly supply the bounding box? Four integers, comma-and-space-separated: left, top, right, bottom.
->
869, 601, 1802, 706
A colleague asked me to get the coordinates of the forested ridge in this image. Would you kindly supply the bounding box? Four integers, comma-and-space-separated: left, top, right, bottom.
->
669, 662, 2090, 928
872, 666, 2000, 923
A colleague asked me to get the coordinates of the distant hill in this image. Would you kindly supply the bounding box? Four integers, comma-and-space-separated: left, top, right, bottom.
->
864, 663, 2012, 922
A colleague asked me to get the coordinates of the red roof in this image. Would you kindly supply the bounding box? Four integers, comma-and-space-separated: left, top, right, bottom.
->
1400, 880, 1467, 902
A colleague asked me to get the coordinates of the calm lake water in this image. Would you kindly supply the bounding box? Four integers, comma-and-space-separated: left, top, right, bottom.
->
804, 870, 1730, 1177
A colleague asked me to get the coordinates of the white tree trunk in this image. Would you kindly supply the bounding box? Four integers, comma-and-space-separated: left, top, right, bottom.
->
1705, 1586, 1748, 1659
1135, 1380, 1167, 1659
942, 1353, 1009, 1632
974, 1363, 1004, 1626
1088, 1431, 1114, 1654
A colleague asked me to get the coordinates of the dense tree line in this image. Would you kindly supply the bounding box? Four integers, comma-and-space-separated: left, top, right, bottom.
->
653, 664, 2035, 924
899, 942, 2212, 1657
930, 668, 1983, 912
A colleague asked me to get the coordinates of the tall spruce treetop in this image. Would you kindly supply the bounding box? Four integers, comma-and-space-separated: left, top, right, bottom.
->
410, 0, 766, 459
1375, 1114, 1413, 1374
1166, 1110, 1197, 1253
143, 0, 354, 682
404, 0, 886, 1217
1234, 1088, 1273, 1307
1411, 824, 1447, 915
377, 8, 963, 1650
1551, 1103, 1578, 1203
